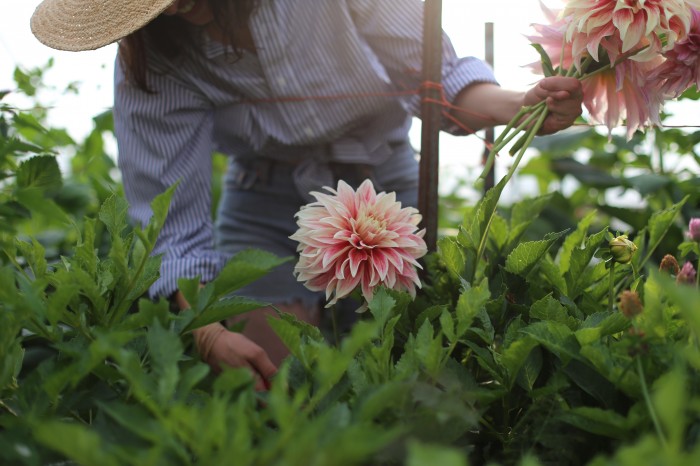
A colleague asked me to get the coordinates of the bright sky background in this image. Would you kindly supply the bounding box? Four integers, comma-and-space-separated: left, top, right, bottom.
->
0, 0, 662, 205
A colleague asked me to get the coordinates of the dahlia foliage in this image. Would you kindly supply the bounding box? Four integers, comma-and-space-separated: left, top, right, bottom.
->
290, 179, 427, 308
526, 0, 700, 139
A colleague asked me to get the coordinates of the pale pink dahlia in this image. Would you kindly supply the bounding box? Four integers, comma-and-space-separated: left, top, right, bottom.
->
647, 8, 700, 99
688, 218, 700, 242
290, 179, 427, 307
582, 57, 664, 139
562, 0, 694, 63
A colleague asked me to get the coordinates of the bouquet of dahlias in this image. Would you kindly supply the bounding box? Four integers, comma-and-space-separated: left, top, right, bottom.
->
481, 0, 700, 181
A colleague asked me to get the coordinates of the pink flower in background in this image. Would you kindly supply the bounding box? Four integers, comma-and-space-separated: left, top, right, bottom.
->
647, 8, 700, 99
290, 179, 427, 307
676, 261, 697, 285
688, 218, 700, 242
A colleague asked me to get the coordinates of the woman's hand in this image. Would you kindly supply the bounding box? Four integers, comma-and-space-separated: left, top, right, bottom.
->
524, 76, 583, 135
175, 290, 277, 391
194, 322, 277, 391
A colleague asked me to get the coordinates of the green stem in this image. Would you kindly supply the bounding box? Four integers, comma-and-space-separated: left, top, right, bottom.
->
609, 261, 616, 313
696, 258, 699, 288
331, 304, 340, 347
475, 106, 548, 267
479, 102, 547, 181
636, 356, 668, 448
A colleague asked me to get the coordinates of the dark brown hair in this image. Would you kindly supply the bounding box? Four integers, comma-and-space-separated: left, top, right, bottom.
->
118, 0, 258, 91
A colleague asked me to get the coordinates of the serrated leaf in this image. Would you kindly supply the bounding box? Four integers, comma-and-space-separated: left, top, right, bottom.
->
438, 236, 466, 279
146, 319, 183, 403
558, 210, 597, 274
505, 230, 568, 276
641, 196, 687, 267
516, 345, 543, 392
499, 336, 538, 388
32, 421, 121, 466
15, 155, 62, 194
212, 249, 291, 298
530, 294, 579, 330
559, 406, 633, 439
520, 321, 580, 364
185, 296, 267, 332
407, 441, 468, 466
455, 279, 490, 337
564, 228, 608, 299
575, 312, 630, 345
98, 193, 129, 237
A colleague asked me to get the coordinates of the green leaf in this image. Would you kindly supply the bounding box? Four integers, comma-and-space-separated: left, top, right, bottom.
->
559, 406, 633, 439
564, 228, 608, 299
520, 321, 580, 364
508, 193, 553, 248
407, 441, 468, 466
529, 294, 578, 330
185, 296, 268, 332
98, 193, 129, 237
212, 249, 290, 298
32, 420, 121, 466
499, 336, 539, 389
505, 230, 568, 276
15, 154, 62, 194
146, 318, 183, 404
438, 236, 466, 279
455, 279, 490, 337
653, 367, 687, 447
516, 345, 543, 392
531, 43, 555, 77
557, 210, 597, 275
575, 311, 630, 345
368, 287, 397, 328
640, 196, 687, 268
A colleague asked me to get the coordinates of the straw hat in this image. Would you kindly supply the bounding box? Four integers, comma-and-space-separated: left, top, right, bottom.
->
30, 0, 175, 51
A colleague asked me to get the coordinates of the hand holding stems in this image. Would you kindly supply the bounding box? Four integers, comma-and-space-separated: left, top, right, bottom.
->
174, 290, 277, 391
479, 75, 583, 183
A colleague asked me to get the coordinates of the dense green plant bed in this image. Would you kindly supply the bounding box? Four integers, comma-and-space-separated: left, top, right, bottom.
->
2, 67, 700, 466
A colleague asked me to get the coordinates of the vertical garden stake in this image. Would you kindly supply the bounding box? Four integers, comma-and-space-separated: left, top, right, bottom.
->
481, 22, 496, 192
418, 0, 443, 252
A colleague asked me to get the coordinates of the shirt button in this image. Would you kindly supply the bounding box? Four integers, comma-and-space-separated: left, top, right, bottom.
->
304, 127, 314, 137
277, 77, 287, 87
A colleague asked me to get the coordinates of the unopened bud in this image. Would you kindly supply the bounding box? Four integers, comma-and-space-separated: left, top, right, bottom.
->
676, 262, 697, 285
609, 235, 637, 264
619, 290, 643, 318
659, 254, 680, 275
688, 218, 700, 242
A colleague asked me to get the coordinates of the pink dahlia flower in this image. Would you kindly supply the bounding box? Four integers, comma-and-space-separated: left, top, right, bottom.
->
582, 57, 664, 139
647, 8, 700, 99
290, 179, 427, 307
688, 217, 700, 242
676, 261, 697, 285
562, 0, 693, 63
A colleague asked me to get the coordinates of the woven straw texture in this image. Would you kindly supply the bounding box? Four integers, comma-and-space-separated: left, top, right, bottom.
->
31, 0, 174, 51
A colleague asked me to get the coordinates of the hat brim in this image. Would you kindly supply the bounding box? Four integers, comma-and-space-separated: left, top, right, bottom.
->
31, 0, 175, 51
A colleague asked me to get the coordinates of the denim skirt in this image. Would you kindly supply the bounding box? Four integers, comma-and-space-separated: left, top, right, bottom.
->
214, 140, 419, 309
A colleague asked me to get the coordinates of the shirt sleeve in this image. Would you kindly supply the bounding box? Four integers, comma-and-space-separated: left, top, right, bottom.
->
348, 0, 499, 134
113, 58, 229, 299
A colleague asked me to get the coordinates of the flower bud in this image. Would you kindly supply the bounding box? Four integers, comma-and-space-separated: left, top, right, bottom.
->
688, 218, 700, 242
659, 254, 680, 275
609, 235, 637, 264
676, 262, 697, 285
618, 290, 643, 318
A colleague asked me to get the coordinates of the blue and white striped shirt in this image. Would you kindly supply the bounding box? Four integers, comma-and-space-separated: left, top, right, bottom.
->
113, 0, 497, 299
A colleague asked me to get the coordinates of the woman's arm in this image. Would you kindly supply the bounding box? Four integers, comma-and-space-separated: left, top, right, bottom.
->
450, 77, 583, 135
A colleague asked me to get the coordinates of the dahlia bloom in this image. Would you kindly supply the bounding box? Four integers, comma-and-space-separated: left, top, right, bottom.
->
290, 179, 427, 308
676, 261, 697, 285
647, 8, 700, 100
688, 218, 700, 242
561, 0, 694, 64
